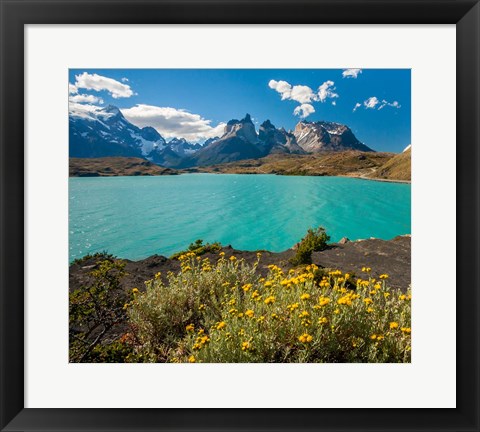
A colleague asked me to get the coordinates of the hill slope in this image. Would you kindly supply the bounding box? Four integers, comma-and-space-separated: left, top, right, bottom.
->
368, 147, 411, 181
186, 151, 394, 177
69, 157, 178, 177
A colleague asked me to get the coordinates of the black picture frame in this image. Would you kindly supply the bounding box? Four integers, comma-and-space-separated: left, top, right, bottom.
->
1, 1, 479, 431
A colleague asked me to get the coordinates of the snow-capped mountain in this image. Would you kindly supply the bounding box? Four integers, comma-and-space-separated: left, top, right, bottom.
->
168, 138, 202, 156
69, 104, 167, 159
293, 121, 373, 153
69, 105, 375, 169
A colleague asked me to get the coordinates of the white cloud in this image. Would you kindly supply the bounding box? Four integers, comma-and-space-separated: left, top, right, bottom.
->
68, 102, 104, 120
364, 96, 380, 109
378, 99, 401, 110
69, 93, 104, 104
269, 79, 339, 105
269, 79, 339, 118
289, 85, 316, 104
74, 72, 134, 99
353, 96, 401, 112
293, 104, 315, 118
69, 83, 78, 94
268, 80, 293, 100
317, 81, 339, 102
269, 80, 316, 104
332, 101, 337, 106
121, 77, 129, 83
121, 104, 226, 142
342, 68, 362, 79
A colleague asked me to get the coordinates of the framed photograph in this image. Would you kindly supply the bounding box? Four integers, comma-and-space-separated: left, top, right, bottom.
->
1, 0, 479, 431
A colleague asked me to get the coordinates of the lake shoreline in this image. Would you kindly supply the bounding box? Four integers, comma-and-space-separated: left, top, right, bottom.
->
70, 235, 411, 293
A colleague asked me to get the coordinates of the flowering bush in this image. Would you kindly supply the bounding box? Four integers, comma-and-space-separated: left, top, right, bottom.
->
128, 253, 411, 363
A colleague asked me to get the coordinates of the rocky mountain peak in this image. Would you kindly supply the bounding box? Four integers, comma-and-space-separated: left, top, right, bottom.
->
293, 120, 373, 153
260, 119, 275, 130
224, 113, 257, 144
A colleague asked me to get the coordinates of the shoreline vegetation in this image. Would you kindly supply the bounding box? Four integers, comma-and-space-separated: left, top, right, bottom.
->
69, 230, 411, 363
69, 148, 411, 183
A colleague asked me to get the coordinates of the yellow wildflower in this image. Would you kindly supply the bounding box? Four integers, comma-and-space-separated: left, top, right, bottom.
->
363, 298, 373, 305
318, 297, 330, 306
185, 324, 195, 332
300, 293, 311, 301
264, 295, 275, 305
241, 341, 251, 351
188, 355, 196, 363
298, 333, 313, 343
245, 309, 254, 318
379, 274, 389, 279
318, 317, 328, 324
216, 321, 226, 330
132, 288, 139, 294
298, 311, 309, 318
242, 283, 252, 292
389, 322, 399, 330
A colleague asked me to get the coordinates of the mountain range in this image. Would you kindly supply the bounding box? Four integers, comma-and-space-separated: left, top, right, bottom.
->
69, 105, 375, 168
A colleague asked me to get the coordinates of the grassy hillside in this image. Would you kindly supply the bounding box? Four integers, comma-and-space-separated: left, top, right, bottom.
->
69, 157, 178, 177
185, 151, 395, 177
367, 147, 411, 181
69, 150, 411, 182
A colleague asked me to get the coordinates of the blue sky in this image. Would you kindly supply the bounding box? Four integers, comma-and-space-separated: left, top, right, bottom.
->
69, 69, 410, 152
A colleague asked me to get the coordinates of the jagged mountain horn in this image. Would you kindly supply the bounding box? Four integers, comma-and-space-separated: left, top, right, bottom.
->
69, 104, 376, 168
180, 114, 263, 168
293, 121, 374, 153
258, 120, 305, 155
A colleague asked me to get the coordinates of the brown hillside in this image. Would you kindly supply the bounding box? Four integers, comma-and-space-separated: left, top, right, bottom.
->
69, 157, 179, 177
368, 147, 411, 181
185, 151, 395, 177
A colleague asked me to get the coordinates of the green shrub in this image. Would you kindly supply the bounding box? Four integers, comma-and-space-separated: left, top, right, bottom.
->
290, 226, 330, 266
69, 258, 131, 362
170, 239, 222, 260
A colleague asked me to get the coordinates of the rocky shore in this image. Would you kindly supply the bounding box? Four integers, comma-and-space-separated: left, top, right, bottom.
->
70, 235, 411, 294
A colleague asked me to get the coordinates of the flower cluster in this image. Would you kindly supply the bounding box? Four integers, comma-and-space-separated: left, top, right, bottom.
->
128, 252, 411, 363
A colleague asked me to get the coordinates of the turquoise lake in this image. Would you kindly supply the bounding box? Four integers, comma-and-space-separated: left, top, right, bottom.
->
69, 174, 411, 262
